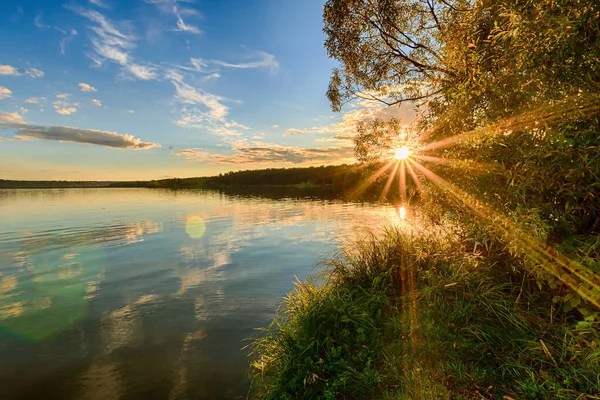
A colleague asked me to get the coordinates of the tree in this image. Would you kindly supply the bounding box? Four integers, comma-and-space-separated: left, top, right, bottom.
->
324, 0, 600, 313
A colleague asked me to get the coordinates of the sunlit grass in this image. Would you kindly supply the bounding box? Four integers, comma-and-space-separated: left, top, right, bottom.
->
250, 228, 600, 399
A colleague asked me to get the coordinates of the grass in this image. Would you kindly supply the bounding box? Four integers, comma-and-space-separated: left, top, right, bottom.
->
249, 227, 600, 399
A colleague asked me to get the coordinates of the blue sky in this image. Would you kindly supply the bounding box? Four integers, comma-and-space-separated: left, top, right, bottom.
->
0, 0, 415, 180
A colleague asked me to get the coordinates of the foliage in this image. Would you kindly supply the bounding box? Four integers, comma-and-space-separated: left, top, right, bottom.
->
251, 228, 600, 399
325, 0, 600, 314
323, 0, 465, 111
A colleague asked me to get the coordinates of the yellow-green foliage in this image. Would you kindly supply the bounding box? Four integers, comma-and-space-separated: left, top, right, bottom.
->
251, 228, 600, 399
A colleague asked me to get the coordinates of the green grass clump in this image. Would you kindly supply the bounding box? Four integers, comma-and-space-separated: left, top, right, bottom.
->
249, 263, 391, 399
250, 227, 600, 399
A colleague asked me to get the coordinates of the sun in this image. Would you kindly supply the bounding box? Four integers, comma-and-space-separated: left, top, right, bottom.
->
393, 146, 411, 160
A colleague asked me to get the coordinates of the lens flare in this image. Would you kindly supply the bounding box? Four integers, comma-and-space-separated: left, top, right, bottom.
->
399, 206, 406, 219
393, 146, 411, 160
185, 215, 206, 239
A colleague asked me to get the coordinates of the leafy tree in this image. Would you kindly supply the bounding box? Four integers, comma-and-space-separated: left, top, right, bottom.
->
324, 0, 600, 312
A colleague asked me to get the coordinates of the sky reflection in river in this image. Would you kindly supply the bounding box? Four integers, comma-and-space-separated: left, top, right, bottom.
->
0, 188, 407, 399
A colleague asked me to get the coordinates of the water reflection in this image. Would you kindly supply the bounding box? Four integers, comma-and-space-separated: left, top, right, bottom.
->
0, 188, 409, 399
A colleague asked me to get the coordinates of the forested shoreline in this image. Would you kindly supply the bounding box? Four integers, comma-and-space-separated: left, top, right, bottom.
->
0, 164, 412, 201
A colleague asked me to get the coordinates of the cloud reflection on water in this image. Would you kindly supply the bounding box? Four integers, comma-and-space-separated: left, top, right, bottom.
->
0, 188, 410, 398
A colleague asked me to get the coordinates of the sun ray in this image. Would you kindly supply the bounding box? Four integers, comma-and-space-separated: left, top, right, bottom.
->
404, 160, 423, 195
349, 160, 395, 198
399, 160, 407, 204
412, 154, 496, 174
379, 161, 400, 201
408, 159, 600, 308
422, 95, 600, 152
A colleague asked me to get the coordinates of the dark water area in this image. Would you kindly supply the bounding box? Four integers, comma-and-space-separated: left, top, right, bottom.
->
0, 188, 406, 399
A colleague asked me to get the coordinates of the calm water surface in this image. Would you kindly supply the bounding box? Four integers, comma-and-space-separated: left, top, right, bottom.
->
0, 189, 405, 400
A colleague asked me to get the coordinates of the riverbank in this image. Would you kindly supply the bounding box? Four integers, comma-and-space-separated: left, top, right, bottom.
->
250, 227, 600, 399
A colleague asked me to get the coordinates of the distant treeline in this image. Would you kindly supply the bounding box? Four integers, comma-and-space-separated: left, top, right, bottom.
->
0, 180, 115, 189
0, 164, 409, 201
144, 165, 360, 189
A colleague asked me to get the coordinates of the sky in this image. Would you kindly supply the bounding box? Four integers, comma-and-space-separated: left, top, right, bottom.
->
0, 0, 416, 181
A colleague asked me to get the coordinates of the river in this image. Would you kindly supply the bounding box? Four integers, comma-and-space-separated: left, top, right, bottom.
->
0, 188, 406, 399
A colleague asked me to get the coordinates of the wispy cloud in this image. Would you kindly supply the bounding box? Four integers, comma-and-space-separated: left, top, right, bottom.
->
145, 0, 202, 34
25, 68, 45, 78
89, 0, 110, 9
79, 82, 97, 92
0, 121, 160, 149
176, 109, 250, 136
184, 51, 279, 75
34, 12, 77, 54
0, 112, 26, 124
0, 87, 12, 100
0, 64, 45, 78
25, 97, 46, 104
167, 69, 229, 119
59, 30, 78, 55
176, 143, 354, 165
286, 101, 418, 142
34, 11, 48, 28
74, 8, 158, 80
208, 51, 278, 72
92, 99, 102, 106
126, 63, 158, 80
173, 6, 201, 34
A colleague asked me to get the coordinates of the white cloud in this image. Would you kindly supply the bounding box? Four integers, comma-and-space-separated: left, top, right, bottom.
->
209, 51, 278, 72
59, 30, 78, 55
0, 65, 20, 76
0, 65, 44, 78
176, 108, 250, 137
56, 107, 77, 115
126, 63, 158, 80
173, 6, 201, 34
24, 68, 44, 78
92, 99, 102, 106
34, 12, 48, 28
168, 72, 229, 120
25, 97, 46, 104
33, 12, 77, 54
79, 82, 97, 92
201, 72, 220, 82
145, 0, 202, 34
74, 8, 158, 80
126, 109, 135, 113
286, 101, 418, 142
0, 87, 12, 100
89, 0, 109, 8
53, 94, 77, 115
271, 124, 278, 128
0, 121, 160, 149
176, 142, 354, 166
0, 112, 25, 124
184, 51, 279, 75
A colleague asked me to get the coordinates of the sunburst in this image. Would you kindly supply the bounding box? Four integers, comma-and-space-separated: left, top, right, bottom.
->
347, 94, 600, 308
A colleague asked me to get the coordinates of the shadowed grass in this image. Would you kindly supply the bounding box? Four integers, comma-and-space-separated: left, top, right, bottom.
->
250, 227, 600, 399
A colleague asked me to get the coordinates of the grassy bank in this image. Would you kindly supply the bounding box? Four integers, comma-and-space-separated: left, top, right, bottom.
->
250, 227, 600, 399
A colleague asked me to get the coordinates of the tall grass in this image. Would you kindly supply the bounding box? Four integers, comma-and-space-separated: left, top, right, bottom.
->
250, 227, 600, 399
